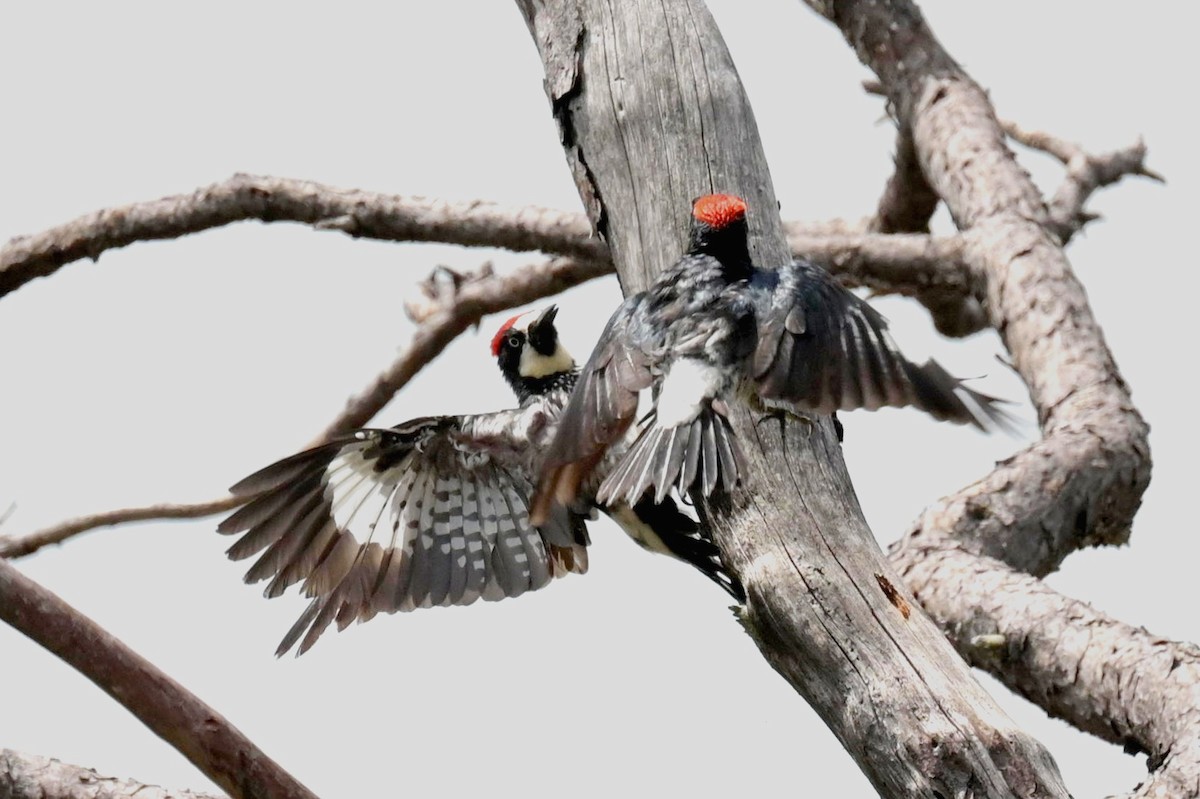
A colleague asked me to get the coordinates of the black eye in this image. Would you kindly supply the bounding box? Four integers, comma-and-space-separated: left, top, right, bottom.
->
507, 335, 521, 348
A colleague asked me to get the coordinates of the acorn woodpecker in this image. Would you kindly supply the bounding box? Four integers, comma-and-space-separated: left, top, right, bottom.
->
219, 306, 739, 656
533, 193, 1009, 518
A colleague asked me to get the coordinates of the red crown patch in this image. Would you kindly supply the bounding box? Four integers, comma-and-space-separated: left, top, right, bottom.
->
490, 313, 524, 356
692, 194, 747, 229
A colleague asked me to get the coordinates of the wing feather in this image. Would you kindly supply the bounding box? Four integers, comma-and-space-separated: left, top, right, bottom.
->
218, 412, 588, 655
403, 464, 437, 608
750, 260, 1010, 429
531, 305, 652, 524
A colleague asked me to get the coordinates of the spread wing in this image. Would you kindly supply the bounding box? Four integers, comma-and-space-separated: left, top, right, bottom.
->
218, 414, 588, 656
750, 260, 1010, 430
530, 302, 654, 524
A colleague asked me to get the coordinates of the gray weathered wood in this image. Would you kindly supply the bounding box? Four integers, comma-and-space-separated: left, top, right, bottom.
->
516, 1, 1071, 796
1, 750, 223, 799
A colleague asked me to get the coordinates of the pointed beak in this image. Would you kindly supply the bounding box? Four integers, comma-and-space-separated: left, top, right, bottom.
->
525, 305, 560, 356
530, 305, 558, 337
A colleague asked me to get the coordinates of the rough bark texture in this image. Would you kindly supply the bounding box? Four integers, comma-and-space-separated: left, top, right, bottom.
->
805, 0, 1182, 792
809, 0, 1151, 577
0, 750, 222, 799
898, 542, 1200, 799
516, 1, 1070, 796
0, 560, 316, 799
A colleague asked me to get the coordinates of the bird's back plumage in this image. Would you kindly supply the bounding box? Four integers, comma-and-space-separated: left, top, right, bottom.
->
532, 193, 1011, 525
532, 253, 750, 523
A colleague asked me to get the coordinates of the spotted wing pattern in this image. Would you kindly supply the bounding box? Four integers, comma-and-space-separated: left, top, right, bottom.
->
219, 413, 588, 655
749, 260, 1010, 430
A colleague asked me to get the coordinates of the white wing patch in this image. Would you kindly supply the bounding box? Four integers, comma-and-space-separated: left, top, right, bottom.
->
326, 445, 404, 542
654, 358, 725, 428
219, 409, 589, 655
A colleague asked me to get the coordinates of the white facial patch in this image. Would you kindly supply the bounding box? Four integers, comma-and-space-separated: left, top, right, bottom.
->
518, 340, 574, 378
509, 308, 574, 378
654, 358, 724, 428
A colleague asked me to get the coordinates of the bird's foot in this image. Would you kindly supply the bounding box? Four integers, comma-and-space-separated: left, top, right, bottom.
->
753, 407, 818, 439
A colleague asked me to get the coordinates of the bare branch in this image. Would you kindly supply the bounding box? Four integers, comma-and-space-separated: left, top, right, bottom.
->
1, 256, 610, 561
822, 0, 1180, 789
864, 79, 1163, 247
1, 170, 980, 308
873, 127, 941, 234
862, 122, 988, 336
1, 750, 223, 799
861, 80, 942, 235
1002, 120, 1164, 243
0, 173, 605, 298
894, 540, 1200, 798
0, 498, 239, 559
816, 0, 1152, 577
0, 559, 317, 799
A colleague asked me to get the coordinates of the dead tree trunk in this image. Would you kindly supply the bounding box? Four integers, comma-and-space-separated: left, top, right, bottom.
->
516, 1, 1071, 796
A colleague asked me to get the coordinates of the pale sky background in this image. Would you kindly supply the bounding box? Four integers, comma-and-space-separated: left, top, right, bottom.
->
0, 2, 1193, 797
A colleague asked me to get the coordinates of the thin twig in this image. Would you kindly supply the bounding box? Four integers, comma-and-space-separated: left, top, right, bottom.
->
313, 256, 610, 438
1002, 120, 1164, 243
0, 559, 318, 799
0, 498, 240, 559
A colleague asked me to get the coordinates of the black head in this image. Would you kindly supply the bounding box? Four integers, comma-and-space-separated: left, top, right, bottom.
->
490, 305, 576, 401
687, 193, 751, 274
